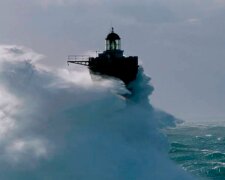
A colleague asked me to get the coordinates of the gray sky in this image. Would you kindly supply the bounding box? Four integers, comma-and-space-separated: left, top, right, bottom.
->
0, 0, 225, 121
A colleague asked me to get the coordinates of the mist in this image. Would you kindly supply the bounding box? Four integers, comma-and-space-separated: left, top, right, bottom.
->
0, 0, 224, 121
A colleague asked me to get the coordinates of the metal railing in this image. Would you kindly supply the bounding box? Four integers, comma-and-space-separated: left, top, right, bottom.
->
67, 55, 90, 66
68, 55, 89, 61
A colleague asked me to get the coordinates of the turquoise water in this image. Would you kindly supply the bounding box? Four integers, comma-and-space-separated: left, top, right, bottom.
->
166, 123, 225, 179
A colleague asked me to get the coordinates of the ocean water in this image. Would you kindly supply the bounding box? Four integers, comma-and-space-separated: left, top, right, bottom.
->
166, 122, 225, 179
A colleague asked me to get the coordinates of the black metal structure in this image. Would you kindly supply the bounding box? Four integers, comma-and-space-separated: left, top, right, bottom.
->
67, 28, 139, 84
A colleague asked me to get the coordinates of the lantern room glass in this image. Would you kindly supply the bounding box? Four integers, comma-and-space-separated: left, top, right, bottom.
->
106, 39, 121, 51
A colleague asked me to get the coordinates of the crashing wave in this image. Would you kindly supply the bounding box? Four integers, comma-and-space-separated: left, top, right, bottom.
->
0, 45, 193, 179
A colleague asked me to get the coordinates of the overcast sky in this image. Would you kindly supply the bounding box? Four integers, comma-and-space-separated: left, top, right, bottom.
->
0, 0, 225, 122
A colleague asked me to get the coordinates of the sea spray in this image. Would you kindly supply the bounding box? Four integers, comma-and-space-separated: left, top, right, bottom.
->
0, 45, 193, 179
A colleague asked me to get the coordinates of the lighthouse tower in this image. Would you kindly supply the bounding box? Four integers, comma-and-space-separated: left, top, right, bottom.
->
104, 28, 124, 57
106, 28, 121, 50
67, 28, 138, 84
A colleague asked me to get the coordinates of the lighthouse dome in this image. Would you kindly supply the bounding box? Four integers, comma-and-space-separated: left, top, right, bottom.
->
105, 28, 120, 40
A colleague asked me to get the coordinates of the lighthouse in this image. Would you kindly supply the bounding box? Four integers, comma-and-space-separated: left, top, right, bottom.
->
67, 28, 139, 84
106, 27, 121, 51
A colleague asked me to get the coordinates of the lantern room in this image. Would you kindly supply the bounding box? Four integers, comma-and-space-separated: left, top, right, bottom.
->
105, 28, 121, 51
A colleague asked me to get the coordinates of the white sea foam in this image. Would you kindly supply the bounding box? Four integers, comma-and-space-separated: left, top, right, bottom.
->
0, 45, 193, 179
